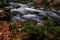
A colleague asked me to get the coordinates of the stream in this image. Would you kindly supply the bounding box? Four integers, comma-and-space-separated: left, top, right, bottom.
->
9, 3, 60, 25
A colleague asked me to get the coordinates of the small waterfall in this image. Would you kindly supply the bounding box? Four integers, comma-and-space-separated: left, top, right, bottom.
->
10, 3, 60, 24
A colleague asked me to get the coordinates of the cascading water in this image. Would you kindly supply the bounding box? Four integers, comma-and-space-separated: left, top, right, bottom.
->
11, 15, 25, 22
10, 3, 60, 24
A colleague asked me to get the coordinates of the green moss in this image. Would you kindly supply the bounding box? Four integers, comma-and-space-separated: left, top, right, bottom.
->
9, 18, 60, 40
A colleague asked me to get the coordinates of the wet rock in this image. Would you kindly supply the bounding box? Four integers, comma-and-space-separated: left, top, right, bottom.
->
0, 10, 10, 21
3, 6, 11, 12
0, 10, 4, 13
